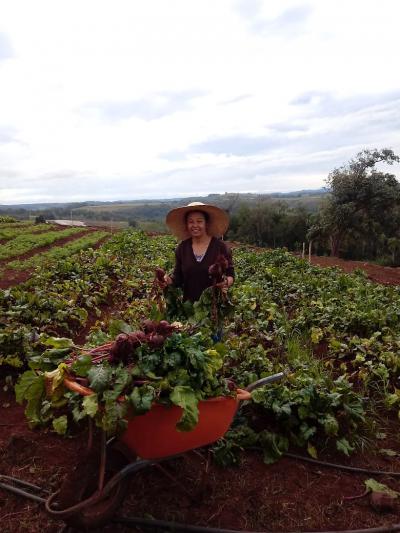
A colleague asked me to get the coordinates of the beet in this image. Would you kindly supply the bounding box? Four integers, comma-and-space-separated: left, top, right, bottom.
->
208, 254, 229, 284
132, 331, 147, 343
155, 267, 166, 282
110, 333, 134, 364
142, 319, 156, 333
156, 320, 174, 336
370, 491, 397, 513
226, 379, 236, 391
148, 333, 165, 350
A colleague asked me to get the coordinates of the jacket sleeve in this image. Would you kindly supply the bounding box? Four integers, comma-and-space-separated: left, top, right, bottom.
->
171, 243, 184, 288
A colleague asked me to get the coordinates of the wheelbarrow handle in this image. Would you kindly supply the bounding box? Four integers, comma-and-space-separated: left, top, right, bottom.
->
245, 371, 286, 393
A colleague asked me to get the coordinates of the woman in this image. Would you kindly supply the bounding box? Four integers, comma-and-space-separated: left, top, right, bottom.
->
163, 202, 234, 302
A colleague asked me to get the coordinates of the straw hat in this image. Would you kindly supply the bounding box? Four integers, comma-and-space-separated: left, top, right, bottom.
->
166, 202, 229, 240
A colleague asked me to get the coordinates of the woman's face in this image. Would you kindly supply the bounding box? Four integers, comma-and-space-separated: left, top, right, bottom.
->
186, 211, 208, 238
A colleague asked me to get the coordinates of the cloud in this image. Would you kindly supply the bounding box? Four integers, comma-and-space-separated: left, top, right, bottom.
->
235, 1, 313, 37
84, 90, 205, 121
269, 122, 308, 133
220, 94, 252, 105
37, 170, 84, 181
0, 32, 13, 60
0, 126, 19, 144
169, 91, 400, 168
291, 90, 400, 119
1, 1, 400, 204
0, 168, 20, 179
190, 135, 281, 156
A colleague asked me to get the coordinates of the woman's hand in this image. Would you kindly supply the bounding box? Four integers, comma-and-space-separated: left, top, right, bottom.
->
158, 274, 173, 289
215, 276, 234, 294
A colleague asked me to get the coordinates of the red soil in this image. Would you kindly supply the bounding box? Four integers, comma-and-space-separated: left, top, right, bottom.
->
1, 381, 400, 533
308, 255, 400, 286
2, 248, 400, 531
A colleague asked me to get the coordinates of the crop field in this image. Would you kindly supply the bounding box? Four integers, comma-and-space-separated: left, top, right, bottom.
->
0, 222, 110, 289
1, 230, 400, 532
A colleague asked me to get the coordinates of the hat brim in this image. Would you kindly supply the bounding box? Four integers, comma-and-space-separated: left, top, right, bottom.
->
166, 204, 229, 240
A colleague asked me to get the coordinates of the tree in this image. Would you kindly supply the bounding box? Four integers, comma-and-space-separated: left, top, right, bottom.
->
227, 201, 309, 249
35, 215, 46, 224
322, 148, 400, 256
387, 237, 400, 265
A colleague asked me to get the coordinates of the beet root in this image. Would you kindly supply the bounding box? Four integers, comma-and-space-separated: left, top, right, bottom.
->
370, 491, 397, 513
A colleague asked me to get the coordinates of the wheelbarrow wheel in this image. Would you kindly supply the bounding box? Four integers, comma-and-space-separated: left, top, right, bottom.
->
58, 441, 135, 530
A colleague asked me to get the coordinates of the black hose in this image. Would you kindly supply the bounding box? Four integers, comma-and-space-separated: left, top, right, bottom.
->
0, 474, 49, 503
283, 452, 400, 477
0, 481, 46, 504
114, 515, 400, 533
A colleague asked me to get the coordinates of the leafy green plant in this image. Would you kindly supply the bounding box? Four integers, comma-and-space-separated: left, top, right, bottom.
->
15, 327, 231, 435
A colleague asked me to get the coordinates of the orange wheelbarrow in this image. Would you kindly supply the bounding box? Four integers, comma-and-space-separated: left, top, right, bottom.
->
45, 373, 285, 529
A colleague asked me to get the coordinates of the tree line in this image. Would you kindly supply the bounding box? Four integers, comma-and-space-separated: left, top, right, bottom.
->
2, 148, 399, 264
227, 148, 400, 265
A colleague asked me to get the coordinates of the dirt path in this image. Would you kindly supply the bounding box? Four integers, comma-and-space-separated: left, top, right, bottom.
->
227, 242, 400, 287
308, 255, 400, 286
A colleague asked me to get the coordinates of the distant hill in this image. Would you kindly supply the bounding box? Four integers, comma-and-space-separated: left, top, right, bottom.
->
0, 189, 329, 223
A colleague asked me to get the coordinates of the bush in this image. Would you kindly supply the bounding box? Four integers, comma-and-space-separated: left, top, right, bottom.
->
0, 215, 17, 224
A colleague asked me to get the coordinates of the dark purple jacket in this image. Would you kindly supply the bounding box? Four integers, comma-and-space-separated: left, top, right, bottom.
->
172, 237, 234, 302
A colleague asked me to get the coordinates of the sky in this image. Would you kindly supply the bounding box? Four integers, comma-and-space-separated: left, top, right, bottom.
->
1, 0, 400, 204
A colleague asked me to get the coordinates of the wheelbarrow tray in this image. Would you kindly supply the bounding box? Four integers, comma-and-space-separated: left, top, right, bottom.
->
63, 377, 246, 461
119, 396, 238, 459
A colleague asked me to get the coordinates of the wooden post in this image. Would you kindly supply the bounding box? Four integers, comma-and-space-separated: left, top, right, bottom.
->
302, 242, 305, 259
308, 240, 312, 263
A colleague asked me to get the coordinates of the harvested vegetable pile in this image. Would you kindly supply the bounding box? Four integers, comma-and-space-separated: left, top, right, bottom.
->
15, 319, 231, 436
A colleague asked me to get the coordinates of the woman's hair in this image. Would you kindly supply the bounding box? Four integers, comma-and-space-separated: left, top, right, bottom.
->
185, 210, 210, 224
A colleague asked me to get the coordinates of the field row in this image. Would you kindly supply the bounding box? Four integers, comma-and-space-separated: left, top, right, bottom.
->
0, 222, 53, 241
0, 226, 88, 261
2, 231, 400, 463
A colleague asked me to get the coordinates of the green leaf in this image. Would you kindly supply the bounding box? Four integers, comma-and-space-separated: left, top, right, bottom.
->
307, 442, 318, 459
320, 414, 339, 437
73, 307, 88, 324
310, 327, 323, 344
129, 385, 155, 415
170, 385, 199, 431
336, 437, 354, 456
72, 405, 86, 422
15, 371, 45, 404
87, 365, 112, 392
299, 422, 316, 441
108, 319, 132, 337
365, 478, 400, 498
379, 448, 399, 458
41, 347, 73, 361
53, 415, 68, 435
258, 430, 289, 464
101, 400, 128, 433
44, 364, 67, 397
298, 405, 309, 420
82, 394, 98, 417
40, 336, 74, 349
112, 365, 133, 397
71, 355, 92, 377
